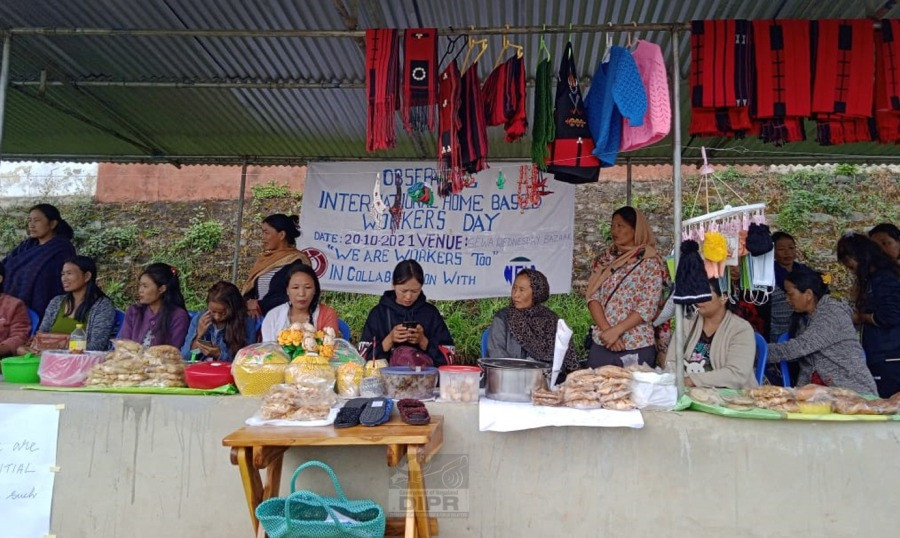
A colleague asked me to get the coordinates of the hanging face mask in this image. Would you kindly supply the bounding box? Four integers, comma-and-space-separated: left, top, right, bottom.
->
750, 250, 775, 291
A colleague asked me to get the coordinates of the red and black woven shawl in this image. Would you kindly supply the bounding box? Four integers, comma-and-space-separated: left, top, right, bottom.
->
811, 19, 874, 118
689, 19, 754, 138
875, 19, 900, 144
751, 19, 810, 145
366, 29, 400, 152
458, 63, 489, 174
402, 28, 438, 132
811, 19, 875, 145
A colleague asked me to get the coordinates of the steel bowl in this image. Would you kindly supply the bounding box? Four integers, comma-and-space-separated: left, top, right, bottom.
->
477, 358, 549, 402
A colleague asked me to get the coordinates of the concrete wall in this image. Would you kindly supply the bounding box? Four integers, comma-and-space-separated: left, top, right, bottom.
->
1, 385, 897, 538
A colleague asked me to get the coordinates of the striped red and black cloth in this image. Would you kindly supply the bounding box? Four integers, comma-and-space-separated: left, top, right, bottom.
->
438, 60, 462, 180
402, 28, 438, 132
482, 55, 528, 142
811, 19, 876, 145
875, 19, 900, 144
752, 19, 810, 145
458, 62, 489, 175
366, 29, 400, 152
689, 19, 754, 138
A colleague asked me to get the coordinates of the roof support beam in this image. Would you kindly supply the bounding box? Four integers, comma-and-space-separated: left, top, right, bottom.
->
0, 35, 11, 161
2, 23, 691, 39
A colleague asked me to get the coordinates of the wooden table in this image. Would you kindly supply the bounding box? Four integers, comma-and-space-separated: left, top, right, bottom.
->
223, 415, 443, 538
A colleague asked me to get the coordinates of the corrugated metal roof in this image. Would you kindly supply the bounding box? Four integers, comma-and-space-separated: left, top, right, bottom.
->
0, 0, 898, 164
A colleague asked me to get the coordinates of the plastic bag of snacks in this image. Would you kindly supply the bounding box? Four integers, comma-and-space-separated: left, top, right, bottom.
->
85, 339, 148, 387
336, 361, 364, 398
285, 355, 336, 387
231, 343, 290, 395
257, 382, 338, 421
364, 359, 389, 378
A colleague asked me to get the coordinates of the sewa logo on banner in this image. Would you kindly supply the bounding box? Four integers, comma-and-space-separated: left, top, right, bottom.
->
299, 162, 575, 300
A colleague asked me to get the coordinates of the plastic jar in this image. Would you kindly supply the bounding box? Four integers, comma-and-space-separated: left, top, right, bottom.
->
438, 365, 482, 403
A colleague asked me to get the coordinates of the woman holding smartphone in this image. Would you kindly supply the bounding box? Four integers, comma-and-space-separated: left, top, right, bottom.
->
181, 281, 257, 362
360, 259, 454, 366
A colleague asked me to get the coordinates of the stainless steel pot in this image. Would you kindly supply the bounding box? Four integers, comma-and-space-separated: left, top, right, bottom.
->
477, 358, 549, 402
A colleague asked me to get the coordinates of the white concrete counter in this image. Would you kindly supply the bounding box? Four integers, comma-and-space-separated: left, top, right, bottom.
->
1, 383, 897, 537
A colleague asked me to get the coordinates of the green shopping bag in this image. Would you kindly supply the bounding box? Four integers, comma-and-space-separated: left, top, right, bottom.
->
256, 461, 386, 538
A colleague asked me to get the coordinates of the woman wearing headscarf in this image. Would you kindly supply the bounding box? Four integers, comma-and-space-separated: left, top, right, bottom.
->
585, 206, 666, 368
487, 269, 579, 373
241, 214, 311, 317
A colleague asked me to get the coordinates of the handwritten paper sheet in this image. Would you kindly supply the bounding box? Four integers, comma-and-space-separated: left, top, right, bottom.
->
0, 403, 61, 538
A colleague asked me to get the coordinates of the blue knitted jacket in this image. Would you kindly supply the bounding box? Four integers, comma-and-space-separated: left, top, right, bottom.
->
585, 46, 648, 167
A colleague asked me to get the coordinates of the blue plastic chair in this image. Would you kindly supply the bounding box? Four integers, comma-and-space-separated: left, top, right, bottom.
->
27, 308, 39, 337
113, 309, 126, 338
481, 328, 489, 358
753, 332, 768, 385
338, 319, 351, 341
775, 332, 793, 387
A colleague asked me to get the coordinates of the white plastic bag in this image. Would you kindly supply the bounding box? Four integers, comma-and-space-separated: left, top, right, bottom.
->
629, 371, 677, 411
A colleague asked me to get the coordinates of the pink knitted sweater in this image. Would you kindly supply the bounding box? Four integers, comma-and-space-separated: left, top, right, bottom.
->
621, 41, 671, 152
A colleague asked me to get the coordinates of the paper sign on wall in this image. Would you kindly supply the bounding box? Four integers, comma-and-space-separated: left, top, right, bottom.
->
0, 403, 62, 538
299, 162, 575, 300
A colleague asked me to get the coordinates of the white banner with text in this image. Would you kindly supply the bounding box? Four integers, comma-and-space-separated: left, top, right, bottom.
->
0, 403, 62, 538
299, 162, 575, 300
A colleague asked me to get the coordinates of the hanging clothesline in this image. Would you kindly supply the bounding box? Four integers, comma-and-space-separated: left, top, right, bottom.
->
682, 203, 766, 227
3, 20, 887, 39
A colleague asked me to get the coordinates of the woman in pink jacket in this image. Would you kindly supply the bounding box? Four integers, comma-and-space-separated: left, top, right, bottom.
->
0, 261, 32, 359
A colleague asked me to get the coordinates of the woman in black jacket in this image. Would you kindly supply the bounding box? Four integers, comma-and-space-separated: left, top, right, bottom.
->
360, 260, 454, 366
837, 233, 900, 397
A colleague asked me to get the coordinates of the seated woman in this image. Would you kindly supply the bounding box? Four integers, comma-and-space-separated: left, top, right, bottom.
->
2, 203, 76, 315
261, 263, 338, 342
361, 260, 454, 367
837, 233, 900, 397
25, 256, 116, 353
241, 214, 311, 317
119, 263, 190, 348
488, 268, 579, 372
767, 231, 809, 342
767, 267, 877, 395
667, 278, 757, 389
0, 261, 31, 359
586, 206, 666, 368
868, 223, 900, 263
182, 281, 257, 362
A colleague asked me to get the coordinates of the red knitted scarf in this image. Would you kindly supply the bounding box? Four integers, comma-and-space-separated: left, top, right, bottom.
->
402, 28, 438, 132
366, 29, 400, 152
482, 55, 528, 142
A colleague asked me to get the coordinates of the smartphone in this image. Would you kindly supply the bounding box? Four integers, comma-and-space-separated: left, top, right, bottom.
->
403, 322, 418, 329
198, 339, 213, 346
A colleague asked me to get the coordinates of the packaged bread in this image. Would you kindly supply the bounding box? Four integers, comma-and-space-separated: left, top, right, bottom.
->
284, 355, 335, 387
258, 382, 337, 421
231, 343, 290, 395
